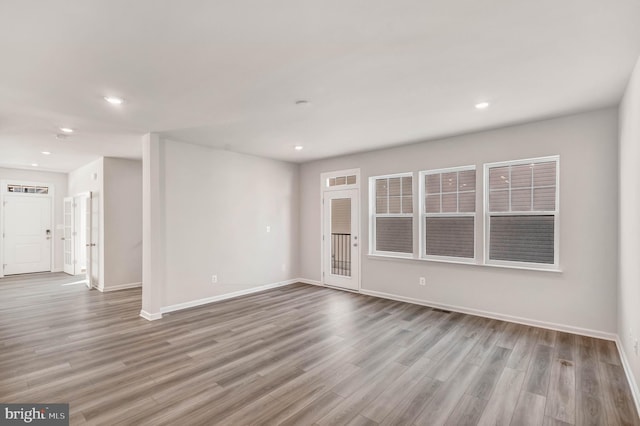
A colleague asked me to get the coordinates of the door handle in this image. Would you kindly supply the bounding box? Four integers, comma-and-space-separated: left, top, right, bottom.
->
86, 243, 96, 247
353, 243, 358, 247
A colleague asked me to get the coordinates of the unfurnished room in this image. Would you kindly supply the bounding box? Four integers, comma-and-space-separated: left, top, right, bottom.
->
1, 1, 640, 425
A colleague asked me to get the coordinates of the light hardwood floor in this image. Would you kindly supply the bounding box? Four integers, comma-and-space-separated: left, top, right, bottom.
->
0, 273, 638, 425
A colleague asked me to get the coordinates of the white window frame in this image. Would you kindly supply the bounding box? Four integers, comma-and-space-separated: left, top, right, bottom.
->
419, 165, 476, 264
369, 172, 414, 258
483, 155, 560, 271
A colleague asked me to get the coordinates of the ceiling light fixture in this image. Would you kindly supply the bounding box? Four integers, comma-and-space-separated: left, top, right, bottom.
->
475, 102, 490, 110
31, 163, 39, 167
104, 96, 124, 105
294, 145, 304, 151
59, 127, 74, 133
41, 151, 51, 155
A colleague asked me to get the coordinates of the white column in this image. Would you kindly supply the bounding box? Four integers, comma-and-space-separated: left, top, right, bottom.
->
140, 133, 164, 320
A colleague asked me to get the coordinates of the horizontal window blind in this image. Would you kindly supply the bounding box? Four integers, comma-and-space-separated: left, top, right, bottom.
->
489, 215, 554, 264
425, 217, 474, 258
371, 174, 413, 255
422, 167, 475, 259
376, 217, 413, 253
486, 158, 558, 267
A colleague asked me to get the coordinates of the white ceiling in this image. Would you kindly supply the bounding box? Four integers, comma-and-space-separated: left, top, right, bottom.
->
1, 0, 639, 172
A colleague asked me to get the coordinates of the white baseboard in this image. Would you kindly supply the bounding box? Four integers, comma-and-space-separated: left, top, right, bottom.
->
97, 281, 142, 292
140, 310, 162, 321
358, 288, 617, 341
160, 278, 299, 314
297, 278, 324, 287
616, 336, 640, 416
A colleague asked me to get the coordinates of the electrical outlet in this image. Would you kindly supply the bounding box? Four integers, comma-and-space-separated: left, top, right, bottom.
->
419, 277, 426, 286
634, 339, 639, 356
281, 263, 286, 272
266, 226, 271, 233
211, 275, 218, 284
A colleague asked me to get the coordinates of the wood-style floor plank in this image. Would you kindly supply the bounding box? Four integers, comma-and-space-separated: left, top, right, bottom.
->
0, 273, 638, 425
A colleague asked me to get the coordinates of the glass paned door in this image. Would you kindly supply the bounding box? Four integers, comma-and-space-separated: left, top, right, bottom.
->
323, 189, 359, 290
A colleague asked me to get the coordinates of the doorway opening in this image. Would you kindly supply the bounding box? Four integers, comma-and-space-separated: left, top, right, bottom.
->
321, 169, 360, 292
63, 192, 94, 289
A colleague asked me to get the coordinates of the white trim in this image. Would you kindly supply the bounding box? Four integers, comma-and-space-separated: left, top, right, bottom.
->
615, 336, 640, 417
369, 251, 414, 259
484, 259, 561, 272
482, 155, 560, 169
367, 253, 563, 273
140, 310, 162, 321
421, 164, 477, 175
97, 281, 142, 292
160, 278, 299, 314
298, 278, 324, 287
359, 288, 616, 341
421, 254, 477, 264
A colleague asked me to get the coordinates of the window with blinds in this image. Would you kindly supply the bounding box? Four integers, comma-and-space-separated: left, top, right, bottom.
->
420, 167, 476, 260
485, 157, 559, 268
370, 173, 413, 256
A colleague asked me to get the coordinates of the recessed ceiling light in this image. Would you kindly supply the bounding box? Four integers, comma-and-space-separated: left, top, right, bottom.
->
295, 100, 310, 106
41, 151, 51, 155
59, 127, 74, 133
475, 102, 490, 109
294, 145, 304, 151
31, 163, 39, 167
104, 96, 124, 105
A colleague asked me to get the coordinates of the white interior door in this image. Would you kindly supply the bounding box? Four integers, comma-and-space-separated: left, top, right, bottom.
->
72, 194, 90, 277
323, 189, 360, 291
84, 193, 93, 288
63, 197, 75, 275
3, 195, 52, 275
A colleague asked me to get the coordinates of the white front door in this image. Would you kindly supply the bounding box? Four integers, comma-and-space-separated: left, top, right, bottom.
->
323, 189, 360, 291
3, 195, 52, 275
63, 197, 75, 275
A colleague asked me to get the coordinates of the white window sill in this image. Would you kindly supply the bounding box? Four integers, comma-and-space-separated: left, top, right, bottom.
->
367, 254, 562, 273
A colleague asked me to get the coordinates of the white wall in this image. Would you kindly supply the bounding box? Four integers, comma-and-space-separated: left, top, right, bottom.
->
0, 167, 68, 274
152, 138, 299, 309
300, 108, 619, 335
103, 158, 142, 288
619, 56, 640, 393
